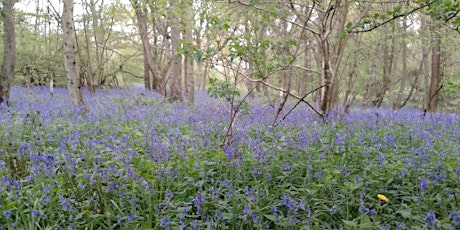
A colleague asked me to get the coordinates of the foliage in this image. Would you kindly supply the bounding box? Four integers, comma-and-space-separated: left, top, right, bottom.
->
0, 86, 459, 229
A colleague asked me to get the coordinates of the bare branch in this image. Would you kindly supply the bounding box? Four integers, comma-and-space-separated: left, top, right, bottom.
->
349, 1, 437, 33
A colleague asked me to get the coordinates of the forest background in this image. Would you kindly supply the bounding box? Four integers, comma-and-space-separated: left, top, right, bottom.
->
0, 0, 459, 114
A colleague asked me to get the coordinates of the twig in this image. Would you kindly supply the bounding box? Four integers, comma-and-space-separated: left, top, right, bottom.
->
273, 83, 328, 127
423, 85, 443, 116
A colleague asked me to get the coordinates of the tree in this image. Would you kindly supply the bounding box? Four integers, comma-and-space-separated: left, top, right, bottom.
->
62, 0, 86, 108
168, 0, 183, 101
427, 23, 442, 112
0, 0, 16, 105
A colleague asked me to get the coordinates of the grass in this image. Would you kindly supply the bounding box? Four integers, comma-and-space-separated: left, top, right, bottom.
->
0, 86, 459, 229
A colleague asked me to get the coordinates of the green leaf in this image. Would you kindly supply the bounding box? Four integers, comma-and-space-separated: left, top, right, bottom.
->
346, 22, 353, 30
264, 214, 278, 222
342, 219, 357, 227
397, 209, 412, 218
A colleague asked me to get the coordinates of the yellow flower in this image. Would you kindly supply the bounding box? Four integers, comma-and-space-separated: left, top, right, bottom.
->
377, 194, 389, 202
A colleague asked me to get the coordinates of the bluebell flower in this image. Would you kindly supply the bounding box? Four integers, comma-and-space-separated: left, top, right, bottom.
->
425, 210, 437, 229
419, 178, 429, 193
192, 191, 206, 214
3, 210, 11, 220
128, 212, 136, 222
215, 209, 222, 220
450, 212, 460, 227
329, 204, 337, 215
396, 222, 406, 230
369, 209, 376, 216
159, 216, 171, 229
271, 205, 279, 220
165, 189, 174, 199
32, 210, 39, 218
359, 204, 369, 214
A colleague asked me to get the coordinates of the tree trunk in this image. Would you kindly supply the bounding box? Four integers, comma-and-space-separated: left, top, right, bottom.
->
143, 52, 151, 90
362, 43, 379, 108
395, 17, 408, 109
184, 14, 195, 103
372, 24, 394, 107
0, 0, 16, 105
185, 55, 195, 103
427, 28, 441, 112
131, 0, 165, 96
62, 0, 86, 108
421, 16, 431, 108
169, 1, 183, 102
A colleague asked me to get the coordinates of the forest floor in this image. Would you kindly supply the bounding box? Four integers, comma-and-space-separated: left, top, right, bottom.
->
0, 86, 459, 229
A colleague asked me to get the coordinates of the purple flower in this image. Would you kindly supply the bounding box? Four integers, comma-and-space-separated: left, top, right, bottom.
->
30, 210, 39, 219
425, 210, 437, 229
215, 209, 222, 220
450, 212, 460, 227
354, 175, 360, 183
165, 189, 174, 199
190, 220, 200, 230
281, 194, 296, 211
419, 178, 429, 193
359, 204, 369, 214
396, 222, 406, 230
3, 210, 11, 220
369, 209, 376, 216
192, 191, 206, 214
271, 205, 279, 220
283, 163, 292, 172
160, 216, 171, 229
128, 212, 136, 222
328, 204, 337, 215
243, 204, 252, 216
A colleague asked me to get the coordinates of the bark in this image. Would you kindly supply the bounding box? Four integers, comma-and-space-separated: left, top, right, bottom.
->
62, 0, 86, 108
185, 56, 195, 103
372, 23, 395, 107
169, 1, 183, 101
143, 52, 151, 90
184, 15, 195, 103
300, 41, 311, 96
427, 28, 441, 112
82, 18, 96, 93
395, 17, 408, 109
131, 0, 165, 95
421, 16, 431, 108
317, 0, 352, 114
0, 0, 16, 105
362, 43, 379, 108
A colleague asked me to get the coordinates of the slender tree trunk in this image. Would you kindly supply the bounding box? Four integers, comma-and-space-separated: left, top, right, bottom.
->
362, 43, 379, 108
169, 1, 183, 101
184, 14, 195, 103
131, 0, 165, 95
421, 16, 431, 108
143, 53, 151, 90
81, 17, 96, 92
62, 0, 86, 108
318, 35, 331, 114
300, 41, 311, 96
372, 23, 394, 107
0, 0, 16, 105
185, 56, 195, 103
427, 28, 441, 112
395, 17, 408, 109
